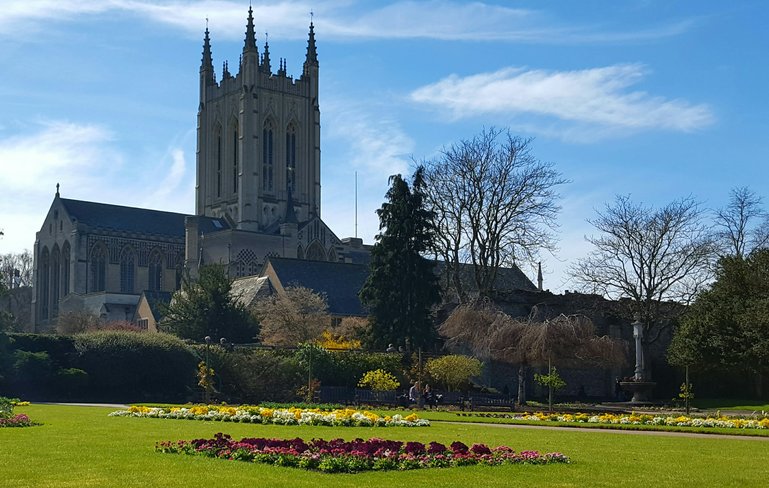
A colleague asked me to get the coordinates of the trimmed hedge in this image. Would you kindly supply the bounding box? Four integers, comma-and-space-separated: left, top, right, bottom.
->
1, 331, 412, 403
73, 331, 197, 402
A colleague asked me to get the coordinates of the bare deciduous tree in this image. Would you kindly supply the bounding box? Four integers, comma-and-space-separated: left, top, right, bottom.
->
570, 195, 714, 377
440, 303, 626, 404
421, 128, 567, 301
255, 286, 331, 347
0, 250, 33, 288
714, 186, 769, 258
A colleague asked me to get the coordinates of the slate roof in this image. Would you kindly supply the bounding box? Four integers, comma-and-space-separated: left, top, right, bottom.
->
433, 260, 537, 293
231, 275, 273, 309
58, 198, 229, 238
139, 290, 173, 321
266, 257, 370, 317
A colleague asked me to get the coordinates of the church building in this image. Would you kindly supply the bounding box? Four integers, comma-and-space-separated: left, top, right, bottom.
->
31, 9, 369, 330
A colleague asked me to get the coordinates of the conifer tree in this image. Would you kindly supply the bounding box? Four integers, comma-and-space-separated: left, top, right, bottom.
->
160, 264, 258, 343
360, 168, 441, 351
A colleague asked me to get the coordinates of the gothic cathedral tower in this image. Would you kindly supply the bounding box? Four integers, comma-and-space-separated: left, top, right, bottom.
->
196, 8, 321, 232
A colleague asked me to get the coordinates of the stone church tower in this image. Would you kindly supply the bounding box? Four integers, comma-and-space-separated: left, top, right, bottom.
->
186, 9, 370, 277
30, 9, 371, 331
196, 7, 320, 231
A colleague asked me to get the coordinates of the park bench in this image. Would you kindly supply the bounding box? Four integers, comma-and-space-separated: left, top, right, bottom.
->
469, 396, 516, 411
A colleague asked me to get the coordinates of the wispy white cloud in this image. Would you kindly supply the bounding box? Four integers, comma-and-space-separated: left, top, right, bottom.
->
0, 120, 194, 251
321, 99, 414, 241
0, 0, 696, 44
0, 121, 118, 251
410, 64, 715, 139
0, 121, 116, 192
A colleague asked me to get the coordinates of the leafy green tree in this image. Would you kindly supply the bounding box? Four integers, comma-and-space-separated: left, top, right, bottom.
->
160, 264, 258, 343
669, 249, 769, 397
534, 365, 567, 411
425, 354, 482, 392
360, 168, 441, 351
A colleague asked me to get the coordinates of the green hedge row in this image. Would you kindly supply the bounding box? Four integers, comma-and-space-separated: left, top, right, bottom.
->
0, 332, 409, 404
1, 331, 197, 402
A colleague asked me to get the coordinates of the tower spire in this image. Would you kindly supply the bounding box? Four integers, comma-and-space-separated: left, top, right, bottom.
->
243, 5, 257, 53
303, 15, 318, 72
201, 25, 215, 84
537, 261, 543, 291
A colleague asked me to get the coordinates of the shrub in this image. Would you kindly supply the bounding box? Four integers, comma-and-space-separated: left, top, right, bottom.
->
55, 368, 89, 399
313, 350, 404, 388
11, 350, 55, 397
358, 369, 400, 391
425, 355, 482, 391
212, 349, 304, 404
7, 333, 76, 364
73, 331, 197, 402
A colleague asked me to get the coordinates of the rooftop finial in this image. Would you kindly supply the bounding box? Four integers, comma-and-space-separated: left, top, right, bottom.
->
243, 5, 257, 52
201, 23, 214, 81
56, 183, 60, 197
261, 32, 272, 73
303, 13, 318, 70
537, 261, 543, 291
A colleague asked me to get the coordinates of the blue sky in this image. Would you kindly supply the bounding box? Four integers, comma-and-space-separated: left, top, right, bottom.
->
0, 1, 767, 292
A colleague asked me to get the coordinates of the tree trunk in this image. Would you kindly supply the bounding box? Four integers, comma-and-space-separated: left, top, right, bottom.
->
517, 364, 527, 405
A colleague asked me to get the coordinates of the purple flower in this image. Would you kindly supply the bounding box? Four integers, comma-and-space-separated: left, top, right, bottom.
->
450, 441, 469, 454
404, 442, 426, 455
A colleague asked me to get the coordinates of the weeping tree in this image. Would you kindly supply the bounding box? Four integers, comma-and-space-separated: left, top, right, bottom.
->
440, 303, 627, 404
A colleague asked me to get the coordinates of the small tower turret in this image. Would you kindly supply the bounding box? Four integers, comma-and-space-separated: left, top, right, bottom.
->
261, 36, 272, 74
537, 261, 544, 291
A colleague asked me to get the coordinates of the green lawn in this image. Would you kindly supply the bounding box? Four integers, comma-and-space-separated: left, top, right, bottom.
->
1, 404, 767, 487
694, 398, 769, 411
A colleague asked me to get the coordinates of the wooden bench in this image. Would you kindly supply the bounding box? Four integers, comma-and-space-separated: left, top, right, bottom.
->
470, 396, 516, 411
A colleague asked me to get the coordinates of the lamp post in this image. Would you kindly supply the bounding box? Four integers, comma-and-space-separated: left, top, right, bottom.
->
632, 318, 645, 381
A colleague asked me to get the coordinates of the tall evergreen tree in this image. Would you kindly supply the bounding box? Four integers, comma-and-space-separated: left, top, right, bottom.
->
360, 168, 441, 351
160, 264, 258, 343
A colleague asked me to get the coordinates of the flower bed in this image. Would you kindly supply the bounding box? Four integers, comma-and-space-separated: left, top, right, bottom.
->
459, 411, 769, 430
156, 433, 569, 473
0, 414, 35, 428
0, 397, 36, 428
110, 405, 430, 427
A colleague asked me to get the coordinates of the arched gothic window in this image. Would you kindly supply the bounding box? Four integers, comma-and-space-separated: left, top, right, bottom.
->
40, 247, 50, 319
306, 241, 327, 261
51, 245, 60, 316
232, 125, 239, 194
119, 246, 136, 293
148, 250, 163, 291
90, 244, 107, 292
327, 247, 337, 263
263, 122, 274, 191
61, 241, 70, 297
216, 127, 223, 198
286, 124, 297, 193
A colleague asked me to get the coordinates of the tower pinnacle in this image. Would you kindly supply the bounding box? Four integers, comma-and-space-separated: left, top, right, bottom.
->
243, 6, 257, 53
304, 19, 318, 68
261, 33, 272, 73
